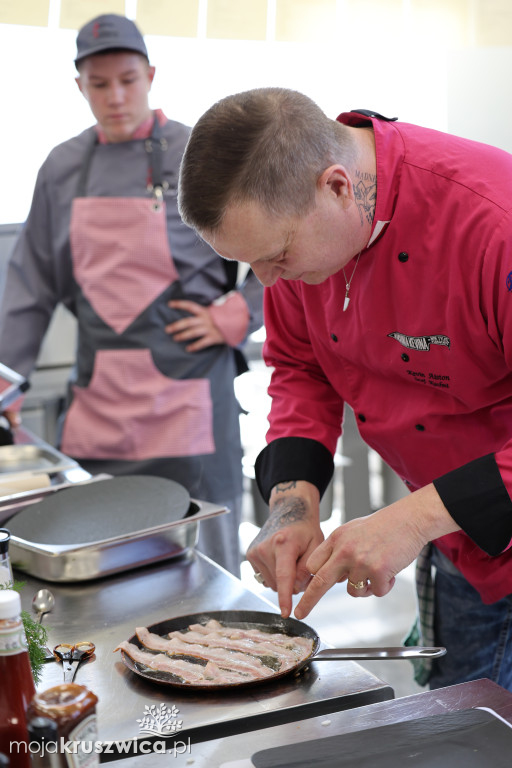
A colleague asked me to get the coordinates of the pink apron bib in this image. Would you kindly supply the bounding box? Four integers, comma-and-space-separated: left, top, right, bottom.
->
61, 130, 215, 461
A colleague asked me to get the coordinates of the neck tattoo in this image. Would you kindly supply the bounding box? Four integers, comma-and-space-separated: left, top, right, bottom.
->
342, 250, 363, 311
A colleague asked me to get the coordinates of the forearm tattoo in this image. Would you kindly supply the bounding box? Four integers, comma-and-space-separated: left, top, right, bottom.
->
251, 495, 308, 545
354, 169, 376, 227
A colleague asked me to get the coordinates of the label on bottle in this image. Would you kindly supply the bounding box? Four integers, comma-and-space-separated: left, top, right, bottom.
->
0, 623, 28, 655
65, 714, 99, 768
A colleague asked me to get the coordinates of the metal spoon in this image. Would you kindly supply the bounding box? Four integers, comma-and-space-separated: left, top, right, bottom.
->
32, 588, 55, 624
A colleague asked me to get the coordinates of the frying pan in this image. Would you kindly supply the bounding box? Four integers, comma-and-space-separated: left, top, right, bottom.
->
119, 609, 446, 691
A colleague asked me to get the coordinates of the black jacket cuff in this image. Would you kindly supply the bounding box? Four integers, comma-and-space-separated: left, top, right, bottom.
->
254, 437, 334, 504
433, 453, 512, 556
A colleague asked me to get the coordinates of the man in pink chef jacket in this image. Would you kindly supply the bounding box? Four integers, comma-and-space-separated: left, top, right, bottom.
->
0, 16, 263, 576
178, 86, 512, 689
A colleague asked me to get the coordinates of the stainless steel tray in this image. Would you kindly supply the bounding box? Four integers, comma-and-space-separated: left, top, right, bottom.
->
0, 444, 79, 476
9, 499, 228, 582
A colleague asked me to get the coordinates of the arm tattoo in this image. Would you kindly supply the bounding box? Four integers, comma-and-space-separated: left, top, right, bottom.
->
253, 496, 308, 544
275, 481, 298, 493
354, 169, 376, 227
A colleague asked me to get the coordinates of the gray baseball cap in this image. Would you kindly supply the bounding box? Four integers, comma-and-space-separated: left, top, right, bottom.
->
75, 14, 148, 65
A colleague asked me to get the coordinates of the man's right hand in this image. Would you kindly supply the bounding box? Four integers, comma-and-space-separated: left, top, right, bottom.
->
2, 410, 21, 429
246, 480, 324, 618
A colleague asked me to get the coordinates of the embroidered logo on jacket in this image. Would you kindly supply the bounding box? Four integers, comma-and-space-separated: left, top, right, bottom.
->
388, 332, 451, 351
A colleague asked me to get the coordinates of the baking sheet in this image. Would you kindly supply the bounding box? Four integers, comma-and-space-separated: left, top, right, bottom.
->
251, 708, 512, 768
0, 444, 79, 476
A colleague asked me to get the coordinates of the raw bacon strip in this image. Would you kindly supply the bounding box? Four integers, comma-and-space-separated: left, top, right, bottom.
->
115, 641, 207, 683
203, 661, 253, 684
191, 620, 314, 655
135, 627, 275, 678
202, 621, 314, 654
167, 628, 298, 664
115, 640, 254, 685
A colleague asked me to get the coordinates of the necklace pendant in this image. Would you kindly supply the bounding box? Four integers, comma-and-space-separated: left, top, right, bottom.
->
343, 293, 350, 311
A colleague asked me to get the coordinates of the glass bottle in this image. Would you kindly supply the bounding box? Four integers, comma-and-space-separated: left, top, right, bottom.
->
0, 529, 13, 587
27, 718, 64, 768
0, 589, 36, 768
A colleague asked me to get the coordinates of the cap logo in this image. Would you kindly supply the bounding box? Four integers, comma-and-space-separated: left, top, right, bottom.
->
93, 21, 100, 39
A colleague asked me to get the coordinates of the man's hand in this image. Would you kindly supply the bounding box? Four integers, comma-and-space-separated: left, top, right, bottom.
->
2, 410, 21, 429
294, 482, 460, 619
166, 299, 224, 352
246, 480, 324, 618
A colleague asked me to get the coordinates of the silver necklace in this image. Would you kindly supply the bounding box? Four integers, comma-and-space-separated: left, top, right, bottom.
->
342, 250, 362, 311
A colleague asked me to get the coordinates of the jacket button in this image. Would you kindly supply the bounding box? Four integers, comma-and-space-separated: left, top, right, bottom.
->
358, 414, 366, 422
415, 424, 425, 431
401, 353, 409, 362
331, 333, 338, 342
398, 252, 409, 262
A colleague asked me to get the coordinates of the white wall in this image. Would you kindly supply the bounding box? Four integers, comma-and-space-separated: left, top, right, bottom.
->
0, 5, 510, 224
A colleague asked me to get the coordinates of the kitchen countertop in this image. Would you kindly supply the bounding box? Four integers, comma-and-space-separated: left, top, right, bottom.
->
16, 550, 393, 759
109, 677, 512, 767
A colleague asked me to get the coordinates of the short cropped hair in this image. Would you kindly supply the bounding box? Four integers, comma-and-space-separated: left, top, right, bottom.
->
178, 87, 355, 234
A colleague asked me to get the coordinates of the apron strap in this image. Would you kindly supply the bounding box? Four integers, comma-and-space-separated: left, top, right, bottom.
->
75, 132, 99, 198
75, 115, 169, 199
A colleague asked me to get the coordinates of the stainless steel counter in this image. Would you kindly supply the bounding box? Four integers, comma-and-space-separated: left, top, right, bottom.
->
17, 552, 393, 757
109, 678, 512, 767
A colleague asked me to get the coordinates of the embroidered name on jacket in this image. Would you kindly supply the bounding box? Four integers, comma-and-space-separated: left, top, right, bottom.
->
388, 332, 451, 351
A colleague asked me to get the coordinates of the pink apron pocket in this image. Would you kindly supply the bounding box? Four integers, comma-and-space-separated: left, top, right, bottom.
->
70, 198, 178, 335
61, 349, 215, 460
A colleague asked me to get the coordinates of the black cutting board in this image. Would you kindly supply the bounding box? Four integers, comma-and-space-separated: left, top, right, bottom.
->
252, 708, 512, 768
7, 475, 190, 545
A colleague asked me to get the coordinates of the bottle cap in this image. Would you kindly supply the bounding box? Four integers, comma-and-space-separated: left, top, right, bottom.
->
0, 588, 21, 619
28, 715, 59, 740
0, 753, 10, 767
0, 528, 10, 556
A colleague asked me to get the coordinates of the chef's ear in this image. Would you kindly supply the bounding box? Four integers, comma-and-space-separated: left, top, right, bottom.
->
75, 76, 84, 96
318, 165, 353, 206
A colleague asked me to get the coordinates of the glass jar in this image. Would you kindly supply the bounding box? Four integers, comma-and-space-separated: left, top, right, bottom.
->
27, 685, 98, 768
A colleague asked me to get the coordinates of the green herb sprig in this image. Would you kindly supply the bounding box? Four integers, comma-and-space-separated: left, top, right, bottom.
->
1, 580, 49, 685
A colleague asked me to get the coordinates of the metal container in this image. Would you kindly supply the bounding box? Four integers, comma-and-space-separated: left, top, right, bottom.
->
9, 499, 228, 582
0, 443, 79, 476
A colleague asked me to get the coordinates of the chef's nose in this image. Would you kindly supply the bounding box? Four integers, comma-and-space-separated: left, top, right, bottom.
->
252, 262, 281, 287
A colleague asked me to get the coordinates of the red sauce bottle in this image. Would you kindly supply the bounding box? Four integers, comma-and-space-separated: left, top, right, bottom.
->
0, 589, 36, 768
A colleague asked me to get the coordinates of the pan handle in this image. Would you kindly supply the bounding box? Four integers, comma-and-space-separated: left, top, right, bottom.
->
314, 646, 446, 661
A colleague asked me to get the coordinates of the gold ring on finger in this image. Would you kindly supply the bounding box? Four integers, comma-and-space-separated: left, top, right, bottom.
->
348, 579, 366, 590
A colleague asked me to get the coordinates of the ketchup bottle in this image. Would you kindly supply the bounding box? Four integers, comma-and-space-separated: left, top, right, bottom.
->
0, 589, 36, 768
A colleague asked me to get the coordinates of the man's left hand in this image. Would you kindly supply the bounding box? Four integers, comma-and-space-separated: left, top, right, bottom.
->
294, 482, 460, 619
166, 299, 224, 351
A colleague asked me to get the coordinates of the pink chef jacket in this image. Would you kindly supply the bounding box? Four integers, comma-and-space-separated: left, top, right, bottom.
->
257, 111, 512, 604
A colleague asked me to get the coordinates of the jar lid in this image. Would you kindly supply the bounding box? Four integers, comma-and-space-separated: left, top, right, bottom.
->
0, 588, 21, 619
0, 528, 10, 556
28, 715, 59, 740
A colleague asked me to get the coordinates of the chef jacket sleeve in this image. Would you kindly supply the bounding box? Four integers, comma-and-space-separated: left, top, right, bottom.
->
434, 225, 512, 557
254, 280, 341, 503
0, 162, 67, 380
